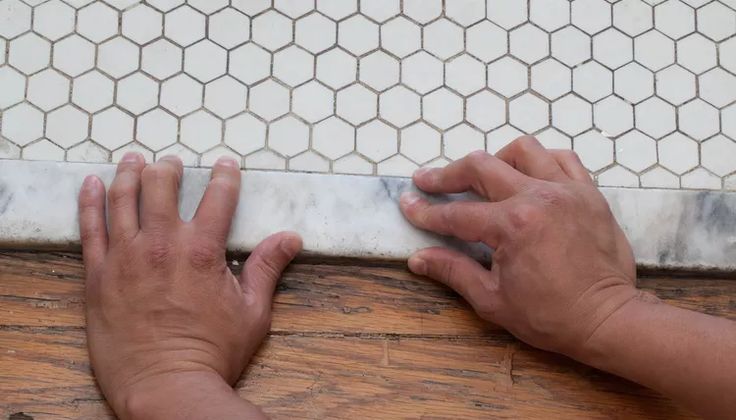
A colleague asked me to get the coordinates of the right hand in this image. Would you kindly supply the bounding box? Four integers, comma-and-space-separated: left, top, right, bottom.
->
399, 137, 651, 358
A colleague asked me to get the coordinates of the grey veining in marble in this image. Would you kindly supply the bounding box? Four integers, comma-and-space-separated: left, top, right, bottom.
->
0, 160, 735, 272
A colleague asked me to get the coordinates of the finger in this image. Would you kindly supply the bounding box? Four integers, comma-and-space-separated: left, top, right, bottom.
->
549, 149, 593, 184
408, 247, 497, 314
193, 157, 241, 243
495, 136, 569, 182
241, 232, 303, 300
78, 175, 108, 272
413, 151, 529, 201
139, 155, 183, 232
400, 192, 506, 248
107, 152, 145, 242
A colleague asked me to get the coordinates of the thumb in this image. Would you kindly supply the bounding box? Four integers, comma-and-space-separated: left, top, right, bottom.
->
241, 231, 303, 300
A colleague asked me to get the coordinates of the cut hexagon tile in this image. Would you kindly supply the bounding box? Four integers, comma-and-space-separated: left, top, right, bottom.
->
274, 0, 315, 19
594, 96, 633, 137
379, 86, 421, 128
273, 46, 315, 87
701, 136, 736, 176
111, 143, 154, 163
658, 133, 699, 175
46, 105, 89, 149
72, 71, 115, 114
230, 43, 271, 85
487, 0, 527, 30
98, 37, 140, 79
289, 150, 330, 173
316, 0, 358, 21
574, 130, 614, 172
204, 76, 248, 119
296, 13, 336, 54
552, 95, 592, 136
400, 122, 441, 164
313, 116, 355, 160
160, 74, 203, 117
423, 88, 463, 130
155, 143, 199, 167
488, 57, 528, 98
616, 130, 657, 172
402, 0, 441, 24
316, 48, 357, 90
336, 84, 378, 126
466, 90, 506, 132
724, 104, 736, 141
360, 51, 400, 91
536, 128, 572, 150
179, 110, 222, 153
9, 33, 51, 75
401, 51, 443, 95
339, 15, 379, 56
597, 165, 639, 188
22, 139, 65, 161
376, 154, 417, 177
208, 8, 251, 49
640, 166, 680, 189
27, 69, 70, 112
293, 81, 334, 123
187, 0, 229, 15
381, 16, 421, 58
333, 152, 373, 175
268, 116, 310, 157
446, 54, 486, 97
356, 120, 397, 162
466, 21, 507, 63
444, 124, 485, 160
224, 113, 266, 156
53, 36, 96, 78
1, 103, 44, 146
0, 67, 25, 109
679, 99, 720, 141
67, 141, 111, 163
249, 80, 290, 121
91, 107, 135, 151
200, 146, 243, 168
681, 168, 722, 190
722, 38, 736, 75
116, 73, 160, 116
137, 108, 179, 152
509, 93, 549, 134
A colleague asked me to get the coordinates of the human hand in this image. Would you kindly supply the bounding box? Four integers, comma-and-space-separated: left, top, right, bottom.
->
400, 137, 647, 358
78, 153, 302, 418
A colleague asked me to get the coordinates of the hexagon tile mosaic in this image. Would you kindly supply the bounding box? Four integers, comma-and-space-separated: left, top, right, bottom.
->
0, 0, 735, 190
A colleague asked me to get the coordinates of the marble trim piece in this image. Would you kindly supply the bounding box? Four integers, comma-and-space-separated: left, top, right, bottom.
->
0, 160, 735, 273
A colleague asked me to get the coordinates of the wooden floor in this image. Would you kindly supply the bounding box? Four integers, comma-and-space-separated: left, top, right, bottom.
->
1, 251, 734, 419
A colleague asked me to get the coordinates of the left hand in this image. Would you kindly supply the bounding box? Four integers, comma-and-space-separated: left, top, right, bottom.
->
78, 153, 302, 418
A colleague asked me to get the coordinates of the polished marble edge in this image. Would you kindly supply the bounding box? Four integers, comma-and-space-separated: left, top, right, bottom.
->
0, 160, 734, 272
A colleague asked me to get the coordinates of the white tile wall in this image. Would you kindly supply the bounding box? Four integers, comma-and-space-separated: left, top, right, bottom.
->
0, 0, 735, 190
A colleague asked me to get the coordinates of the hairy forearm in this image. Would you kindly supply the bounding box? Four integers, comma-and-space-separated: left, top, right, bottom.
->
576, 297, 736, 418
118, 371, 266, 420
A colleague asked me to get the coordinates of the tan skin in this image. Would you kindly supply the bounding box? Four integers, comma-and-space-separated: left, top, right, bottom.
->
79, 139, 735, 419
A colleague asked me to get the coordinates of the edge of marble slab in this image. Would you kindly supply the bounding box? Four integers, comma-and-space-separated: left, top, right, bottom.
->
0, 159, 735, 273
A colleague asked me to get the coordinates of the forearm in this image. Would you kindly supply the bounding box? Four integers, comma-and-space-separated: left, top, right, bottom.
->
117, 371, 266, 420
576, 297, 736, 418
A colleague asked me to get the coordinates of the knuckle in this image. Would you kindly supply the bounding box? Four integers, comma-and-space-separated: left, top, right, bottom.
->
107, 182, 135, 209
187, 243, 222, 271
513, 135, 541, 152
508, 202, 544, 231
145, 237, 174, 267
466, 150, 490, 166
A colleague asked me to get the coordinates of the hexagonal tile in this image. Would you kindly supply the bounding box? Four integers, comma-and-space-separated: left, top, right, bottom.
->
466, 20, 508, 63
224, 113, 266, 155
594, 96, 633, 137
444, 124, 485, 160
72, 71, 115, 113
316, 0, 357, 21
722, 38, 736, 75
635, 97, 676, 139
273, 46, 315, 87
356, 120, 397, 162
53, 36, 96, 78
381, 16, 421, 58
423, 88, 463, 130
446, 54, 486, 96
401, 51, 443, 94
187, 0, 228, 15
574, 130, 614, 172
164, 6, 206, 47
46, 105, 89, 148
0, 0, 31, 38
360, 51, 400, 91
679, 99, 720, 141
723, 104, 736, 141
249, 80, 290, 121
27, 69, 70, 112
179, 110, 221, 153
360, 0, 399, 23
655, 65, 696, 106
98, 37, 140, 79
573, 61, 612, 102
160, 74, 203, 116
289, 150, 330, 173
77, 2, 118, 43
571, 0, 611, 35
204, 76, 248, 119
92, 107, 135, 151
230, 43, 271, 85
597, 165, 639, 187
531, 59, 571, 100
640, 166, 679, 189
509, 23, 549, 65
400, 122, 440, 164
509, 93, 549, 133
488, 57, 528, 98
313, 116, 355, 160
487, 125, 524, 154
339, 15, 379, 56
137, 108, 179, 151
293, 81, 334, 123
275, 0, 315, 19
232, 0, 271, 16
616, 130, 657, 172
487, 0, 527, 30
634, 31, 674, 72
9, 33, 51, 75
466, 90, 506, 132
67, 141, 110, 163
701, 136, 736, 176
268, 116, 309, 157
697, 2, 735, 42
403, 0, 441, 24
593, 28, 632, 69
1, 103, 44, 146
0, 67, 25, 109
116, 73, 159, 115
551, 26, 591, 67
552, 94, 592, 136
614, 63, 654, 104
22, 139, 64, 161
445, 1, 486, 27
142, 40, 183, 80
336, 84, 378, 125
379, 86, 421, 128
677, 33, 717, 74
612, 0, 652, 37
122, 4, 163, 45
536, 128, 572, 150
185, 40, 227, 83
654, 0, 694, 40
296, 13, 336, 54
245, 149, 286, 170
681, 168, 722, 190
33, 0, 75, 41
699, 68, 736, 108
423, 19, 464, 60
530, 0, 570, 32
316, 48, 357, 89
208, 8, 251, 49
658, 132, 699, 175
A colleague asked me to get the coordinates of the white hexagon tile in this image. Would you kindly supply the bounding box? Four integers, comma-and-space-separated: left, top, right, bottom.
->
0, 0, 736, 190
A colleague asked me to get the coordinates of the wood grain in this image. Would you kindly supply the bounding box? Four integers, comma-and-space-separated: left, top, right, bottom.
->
2, 251, 734, 419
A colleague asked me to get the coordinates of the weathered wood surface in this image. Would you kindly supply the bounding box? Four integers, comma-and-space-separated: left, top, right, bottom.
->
1, 251, 734, 419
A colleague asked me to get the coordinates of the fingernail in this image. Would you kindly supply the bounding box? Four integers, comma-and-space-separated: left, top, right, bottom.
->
408, 256, 427, 276
414, 167, 432, 178
216, 156, 239, 168
82, 175, 100, 191
400, 191, 422, 207
159, 155, 182, 164
121, 152, 141, 163
280, 236, 301, 255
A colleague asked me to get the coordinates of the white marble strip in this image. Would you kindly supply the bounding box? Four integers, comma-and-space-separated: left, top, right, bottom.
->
0, 160, 734, 272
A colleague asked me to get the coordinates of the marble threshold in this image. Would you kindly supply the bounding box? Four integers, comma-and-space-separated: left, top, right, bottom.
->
0, 159, 734, 273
